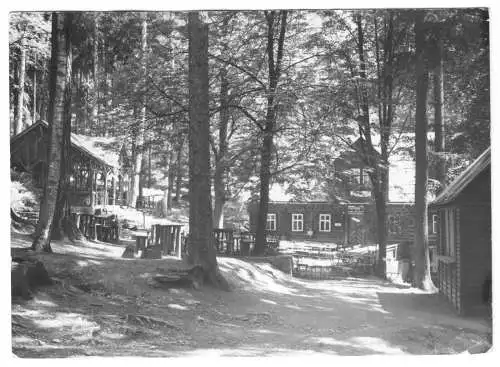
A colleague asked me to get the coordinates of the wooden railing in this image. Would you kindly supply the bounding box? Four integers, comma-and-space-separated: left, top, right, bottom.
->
151, 224, 184, 257
213, 229, 280, 256
136, 196, 162, 210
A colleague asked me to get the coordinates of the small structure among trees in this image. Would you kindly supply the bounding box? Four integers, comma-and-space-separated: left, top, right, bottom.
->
10, 120, 132, 215
430, 146, 491, 316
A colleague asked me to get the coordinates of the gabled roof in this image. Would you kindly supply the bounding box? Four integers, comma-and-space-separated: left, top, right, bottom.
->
431, 147, 491, 206
11, 120, 124, 170
71, 133, 122, 169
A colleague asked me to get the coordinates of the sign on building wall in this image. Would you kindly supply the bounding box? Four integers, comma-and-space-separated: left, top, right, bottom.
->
347, 205, 364, 216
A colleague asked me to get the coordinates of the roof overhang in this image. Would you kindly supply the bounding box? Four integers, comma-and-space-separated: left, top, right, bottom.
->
431, 147, 491, 207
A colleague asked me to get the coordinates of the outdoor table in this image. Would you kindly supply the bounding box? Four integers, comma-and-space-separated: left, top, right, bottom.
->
77, 213, 94, 239
93, 215, 108, 241
132, 230, 150, 253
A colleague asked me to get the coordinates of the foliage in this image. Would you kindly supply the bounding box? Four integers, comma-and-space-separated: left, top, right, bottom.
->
9, 9, 490, 233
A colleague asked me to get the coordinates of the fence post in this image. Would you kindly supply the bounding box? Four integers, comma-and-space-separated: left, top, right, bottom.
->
175, 226, 181, 259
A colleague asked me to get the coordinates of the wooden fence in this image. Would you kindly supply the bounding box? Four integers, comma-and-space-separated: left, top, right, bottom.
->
151, 224, 183, 257
213, 229, 280, 256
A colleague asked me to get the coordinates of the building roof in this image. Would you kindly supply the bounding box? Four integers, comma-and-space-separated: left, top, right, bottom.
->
11, 120, 123, 170
431, 147, 491, 206
71, 133, 122, 169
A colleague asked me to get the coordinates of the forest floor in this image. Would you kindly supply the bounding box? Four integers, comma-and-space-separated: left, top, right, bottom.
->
11, 231, 493, 357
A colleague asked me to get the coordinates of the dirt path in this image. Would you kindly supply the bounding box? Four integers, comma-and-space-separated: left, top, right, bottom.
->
11, 233, 492, 357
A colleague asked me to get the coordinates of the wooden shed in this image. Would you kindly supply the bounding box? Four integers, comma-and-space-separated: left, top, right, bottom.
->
10, 120, 131, 215
430, 147, 491, 316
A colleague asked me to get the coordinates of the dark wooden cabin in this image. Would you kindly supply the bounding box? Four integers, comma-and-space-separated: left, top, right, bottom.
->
430, 147, 491, 316
10, 120, 131, 215
247, 201, 438, 247
248, 201, 348, 243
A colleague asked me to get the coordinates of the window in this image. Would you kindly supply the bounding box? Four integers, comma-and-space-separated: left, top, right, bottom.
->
350, 168, 361, 184
360, 169, 370, 186
266, 213, 276, 231
76, 169, 88, 191
388, 215, 401, 234
291, 213, 303, 232
431, 214, 439, 234
319, 214, 331, 232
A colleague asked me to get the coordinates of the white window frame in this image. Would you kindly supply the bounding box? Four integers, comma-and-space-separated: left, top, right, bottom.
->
266, 213, 276, 231
319, 214, 331, 232
432, 214, 439, 234
291, 213, 303, 232
360, 169, 370, 185
351, 168, 361, 184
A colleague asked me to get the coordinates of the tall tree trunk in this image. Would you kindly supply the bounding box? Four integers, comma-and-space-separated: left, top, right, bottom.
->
128, 13, 147, 208
138, 154, 147, 206
33, 53, 37, 123
148, 135, 152, 187
174, 137, 184, 202
255, 131, 273, 255
39, 61, 48, 121
213, 68, 229, 229
51, 18, 74, 240
162, 151, 175, 216
433, 37, 446, 191
167, 151, 175, 210
12, 57, 19, 135
187, 12, 227, 289
90, 14, 99, 136
32, 12, 72, 252
413, 12, 436, 291
255, 11, 287, 255
15, 37, 26, 135
356, 13, 387, 277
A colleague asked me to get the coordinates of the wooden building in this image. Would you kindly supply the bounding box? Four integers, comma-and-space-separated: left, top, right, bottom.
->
10, 120, 131, 215
249, 201, 347, 243
248, 136, 438, 249
430, 147, 491, 316
248, 201, 437, 248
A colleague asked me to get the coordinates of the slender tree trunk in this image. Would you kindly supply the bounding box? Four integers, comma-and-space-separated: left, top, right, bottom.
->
355, 13, 387, 277
148, 136, 152, 187
213, 68, 229, 229
187, 12, 227, 289
162, 151, 175, 216
255, 131, 273, 255
138, 154, 147, 206
12, 58, 19, 135
174, 137, 184, 202
128, 14, 147, 208
167, 153, 175, 211
414, 12, 436, 291
90, 14, 99, 136
51, 19, 74, 240
39, 61, 48, 121
32, 12, 72, 252
33, 53, 37, 123
433, 37, 446, 191
255, 11, 287, 255
15, 37, 26, 134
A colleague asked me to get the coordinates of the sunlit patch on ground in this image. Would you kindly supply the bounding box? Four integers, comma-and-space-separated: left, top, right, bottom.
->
351, 336, 404, 354
11, 231, 492, 357
167, 303, 189, 311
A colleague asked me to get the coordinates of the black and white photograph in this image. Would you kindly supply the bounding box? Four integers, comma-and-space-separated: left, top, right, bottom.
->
7, 4, 493, 358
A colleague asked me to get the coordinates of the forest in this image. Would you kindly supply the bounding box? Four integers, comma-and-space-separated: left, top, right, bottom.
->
9, 9, 493, 357
10, 10, 489, 289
